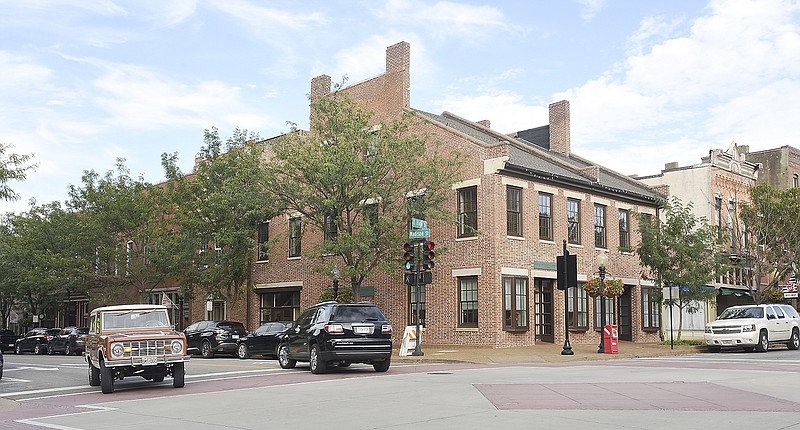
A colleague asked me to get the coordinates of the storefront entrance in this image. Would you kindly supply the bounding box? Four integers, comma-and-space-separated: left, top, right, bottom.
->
535, 279, 554, 343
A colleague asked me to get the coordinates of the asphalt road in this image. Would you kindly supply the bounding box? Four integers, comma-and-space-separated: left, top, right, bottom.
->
2, 351, 800, 429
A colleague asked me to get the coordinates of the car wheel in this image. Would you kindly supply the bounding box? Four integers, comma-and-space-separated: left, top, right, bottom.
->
788, 328, 800, 350
201, 340, 214, 358
707, 346, 721, 353
237, 343, 250, 359
88, 363, 100, 386
309, 344, 327, 374
338, 362, 351, 367
47, 344, 54, 355
100, 359, 114, 394
373, 358, 391, 372
755, 330, 769, 352
15, 344, 21, 355
152, 374, 165, 382
65, 343, 72, 356
34, 344, 44, 355
172, 362, 185, 388
277, 345, 296, 369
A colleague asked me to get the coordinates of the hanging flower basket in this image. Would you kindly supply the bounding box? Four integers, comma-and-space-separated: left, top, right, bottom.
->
583, 277, 624, 298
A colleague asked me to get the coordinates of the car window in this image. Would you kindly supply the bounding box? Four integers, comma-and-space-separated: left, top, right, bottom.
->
780, 305, 799, 318
775, 306, 786, 319
77, 328, 89, 335
219, 322, 247, 333
331, 306, 387, 323
254, 324, 270, 335
296, 308, 316, 328
766, 306, 777, 320
198, 321, 209, 331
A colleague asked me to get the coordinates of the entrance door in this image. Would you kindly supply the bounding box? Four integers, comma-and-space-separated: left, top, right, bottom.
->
618, 286, 632, 341
534, 279, 554, 343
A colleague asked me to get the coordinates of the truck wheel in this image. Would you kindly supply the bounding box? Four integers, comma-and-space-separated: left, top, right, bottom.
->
278, 345, 296, 369
100, 359, 114, 394
788, 328, 800, 350
201, 340, 214, 358
755, 330, 769, 353
88, 363, 100, 386
309, 344, 327, 374
172, 362, 185, 388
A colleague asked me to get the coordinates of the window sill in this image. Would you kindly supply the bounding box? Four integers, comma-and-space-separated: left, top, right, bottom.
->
256, 259, 268, 264
287, 256, 301, 261
567, 243, 584, 249
569, 328, 588, 333
503, 327, 529, 333
642, 328, 660, 333
507, 235, 525, 241
455, 236, 478, 242
539, 239, 555, 244
455, 327, 478, 332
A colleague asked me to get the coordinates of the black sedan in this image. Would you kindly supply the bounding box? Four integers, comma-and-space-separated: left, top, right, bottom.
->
236, 322, 291, 359
15, 328, 61, 355
48, 326, 89, 356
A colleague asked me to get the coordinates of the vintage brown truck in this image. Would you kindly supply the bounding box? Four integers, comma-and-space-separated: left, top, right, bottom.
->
85, 304, 189, 394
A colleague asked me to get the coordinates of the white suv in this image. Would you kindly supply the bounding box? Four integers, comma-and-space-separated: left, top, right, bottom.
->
704, 304, 800, 352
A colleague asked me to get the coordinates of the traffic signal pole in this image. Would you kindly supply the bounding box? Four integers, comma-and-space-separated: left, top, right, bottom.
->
411, 239, 424, 356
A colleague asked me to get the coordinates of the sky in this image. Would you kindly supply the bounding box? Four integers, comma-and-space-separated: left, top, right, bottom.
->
2, 0, 799, 214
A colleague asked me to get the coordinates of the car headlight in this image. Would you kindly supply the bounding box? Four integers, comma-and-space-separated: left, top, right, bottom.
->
170, 340, 183, 354
110, 343, 125, 358
742, 324, 756, 332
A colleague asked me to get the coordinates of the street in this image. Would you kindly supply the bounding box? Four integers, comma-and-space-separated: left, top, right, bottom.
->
2, 351, 800, 429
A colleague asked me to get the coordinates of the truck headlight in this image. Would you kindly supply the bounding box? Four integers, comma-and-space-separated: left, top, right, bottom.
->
110, 343, 125, 358
742, 324, 756, 332
170, 340, 183, 354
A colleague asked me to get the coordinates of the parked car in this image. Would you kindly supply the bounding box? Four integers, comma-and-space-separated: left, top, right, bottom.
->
236, 321, 291, 359
85, 304, 189, 394
15, 328, 61, 355
48, 326, 89, 356
277, 301, 393, 374
184, 320, 248, 358
704, 303, 800, 352
1, 329, 20, 352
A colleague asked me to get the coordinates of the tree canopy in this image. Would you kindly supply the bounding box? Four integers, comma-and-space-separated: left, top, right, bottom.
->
0, 142, 36, 202
264, 90, 464, 300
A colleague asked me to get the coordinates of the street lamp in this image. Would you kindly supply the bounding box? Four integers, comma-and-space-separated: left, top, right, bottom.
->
597, 251, 608, 353
332, 265, 340, 301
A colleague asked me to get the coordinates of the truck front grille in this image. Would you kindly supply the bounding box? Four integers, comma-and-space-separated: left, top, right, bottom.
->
122, 340, 168, 357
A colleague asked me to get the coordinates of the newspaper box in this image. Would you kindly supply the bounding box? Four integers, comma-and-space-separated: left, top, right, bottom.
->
603, 324, 618, 354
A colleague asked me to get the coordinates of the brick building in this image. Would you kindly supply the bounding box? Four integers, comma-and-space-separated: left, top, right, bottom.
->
213, 41, 665, 348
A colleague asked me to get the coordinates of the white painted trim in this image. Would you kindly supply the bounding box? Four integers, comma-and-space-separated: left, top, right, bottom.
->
501, 267, 529, 276
452, 268, 482, 277
508, 235, 525, 241
501, 177, 528, 188
591, 196, 610, 206
452, 178, 481, 190
564, 191, 585, 200
532, 270, 557, 279
638, 207, 656, 215
254, 281, 303, 289
534, 184, 559, 195
617, 203, 633, 211
484, 156, 509, 174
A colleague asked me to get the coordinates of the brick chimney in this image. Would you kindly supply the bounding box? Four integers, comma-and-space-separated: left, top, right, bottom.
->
310, 74, 331, 102
548, 100, 570, 156
385, 41, 410, 109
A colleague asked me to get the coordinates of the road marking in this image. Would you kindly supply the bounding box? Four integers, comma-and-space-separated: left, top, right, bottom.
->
4, 366, 59, 371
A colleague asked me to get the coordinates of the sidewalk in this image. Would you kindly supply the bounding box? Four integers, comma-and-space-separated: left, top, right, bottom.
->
393, 341, 705, 364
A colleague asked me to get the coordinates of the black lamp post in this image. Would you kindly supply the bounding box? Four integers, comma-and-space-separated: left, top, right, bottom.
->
597, 251, 608, 354
332, 265, 340, 302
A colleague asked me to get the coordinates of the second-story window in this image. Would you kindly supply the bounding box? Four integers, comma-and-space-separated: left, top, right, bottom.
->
567, 198, 581, 244
257, 222, 269, 261
618, 209, 630, 251
539, 192, 552, 241
506, 186, 522, 237
288, 217, 301, 258
324, 214, 338, 242
594, 204, 606, 248
458, 186, 478, 238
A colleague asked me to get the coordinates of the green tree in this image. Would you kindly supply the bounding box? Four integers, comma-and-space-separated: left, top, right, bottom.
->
637, 197, 726, 340
0, 142, 36, 202
163, 127, 282, 302
67, 159, 183, 303
738, 183, 800, 303
264, 90, 464, 300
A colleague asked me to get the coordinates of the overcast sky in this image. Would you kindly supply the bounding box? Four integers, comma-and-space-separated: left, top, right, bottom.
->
2, 0, 799, 214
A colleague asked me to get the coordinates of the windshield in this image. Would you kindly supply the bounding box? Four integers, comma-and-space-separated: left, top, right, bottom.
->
718, 306, 763, 320
102, 309, 170, 329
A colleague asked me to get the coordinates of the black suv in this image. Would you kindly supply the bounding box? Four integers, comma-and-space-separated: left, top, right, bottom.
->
184, 320, 248, 358
277, 301, 393, 373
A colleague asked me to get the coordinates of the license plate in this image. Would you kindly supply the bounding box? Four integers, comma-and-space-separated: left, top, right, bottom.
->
354, 326, 370, 334
722, 340, 733, 345
232, 335, 239, 339
141, 356, 159, 366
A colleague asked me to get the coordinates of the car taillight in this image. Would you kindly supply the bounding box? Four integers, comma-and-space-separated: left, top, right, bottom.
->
44, 335, 53, 341
325, 324, 344, 334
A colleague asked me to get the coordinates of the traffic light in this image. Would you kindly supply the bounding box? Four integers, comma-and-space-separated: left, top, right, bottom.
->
403, 242, 414, 271
421, 240, 435, 271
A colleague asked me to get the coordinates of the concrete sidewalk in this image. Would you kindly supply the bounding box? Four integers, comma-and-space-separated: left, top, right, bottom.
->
393, 341, 705, 364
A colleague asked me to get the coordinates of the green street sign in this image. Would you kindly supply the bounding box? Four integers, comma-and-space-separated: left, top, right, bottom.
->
409, 228, 430, 239
411, 218, 428, 229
